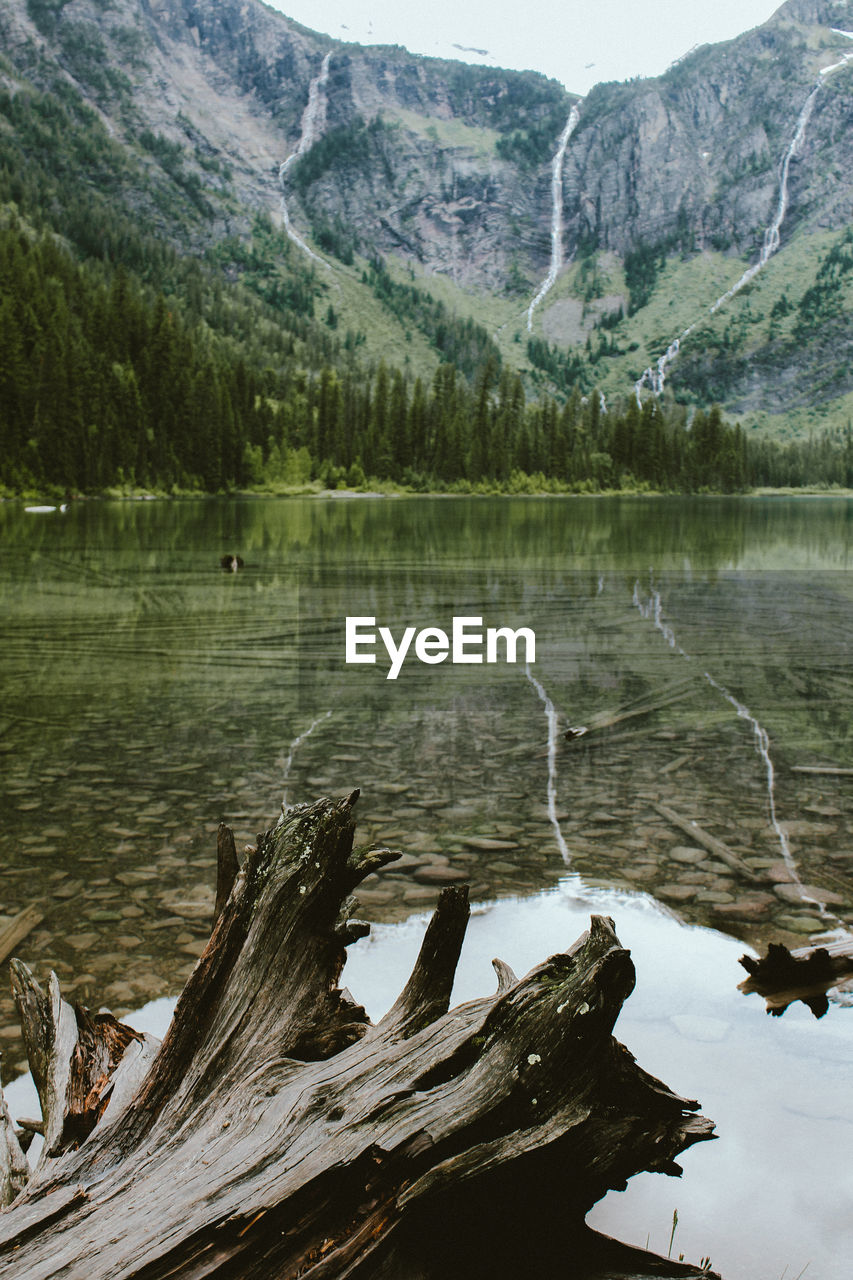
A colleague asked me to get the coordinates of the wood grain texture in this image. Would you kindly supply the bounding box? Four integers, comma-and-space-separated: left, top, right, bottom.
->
0, 793, 717, 1279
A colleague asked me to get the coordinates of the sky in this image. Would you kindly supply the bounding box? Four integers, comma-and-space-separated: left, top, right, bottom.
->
265, 0, 786, 94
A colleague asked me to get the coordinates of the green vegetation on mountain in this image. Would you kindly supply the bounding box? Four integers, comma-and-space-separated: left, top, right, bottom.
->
657, 225, 853, 423
4, 210, 852, 498
291, 116, 394, 196
794, 227, 853, 336
624, 242, 668, 315
1, 0, 853, 495
363, 258, 502, 380
527, 338, 590, 395
447, 65, 570, 166
0, 214, 283, 491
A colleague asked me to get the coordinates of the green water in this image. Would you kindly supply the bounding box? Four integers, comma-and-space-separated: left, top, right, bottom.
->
1, 493, 852, 1278
1, 494, 852, 1080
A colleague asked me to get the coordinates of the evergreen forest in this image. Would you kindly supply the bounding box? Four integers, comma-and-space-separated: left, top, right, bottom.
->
1, 66, 852, 497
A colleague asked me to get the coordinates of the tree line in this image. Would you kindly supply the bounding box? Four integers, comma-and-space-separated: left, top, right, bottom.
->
3, 217, 853, 496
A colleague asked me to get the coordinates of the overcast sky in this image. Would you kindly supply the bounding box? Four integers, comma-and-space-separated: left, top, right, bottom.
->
266, 0, 785, 94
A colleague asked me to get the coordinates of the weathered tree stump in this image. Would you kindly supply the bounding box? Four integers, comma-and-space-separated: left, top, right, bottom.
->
739, 937, 853, 1017
1, 792, 718, 1278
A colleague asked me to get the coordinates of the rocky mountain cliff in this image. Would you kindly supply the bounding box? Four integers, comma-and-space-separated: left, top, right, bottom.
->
0, 0, 568, 286
1, 0, 852, 435
566, 0, 853, 255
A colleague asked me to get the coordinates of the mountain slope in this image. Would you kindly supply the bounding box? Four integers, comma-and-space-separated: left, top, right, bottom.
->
542, 0, 853, 431
0, 0, 852, 440
563, 0, 853, 256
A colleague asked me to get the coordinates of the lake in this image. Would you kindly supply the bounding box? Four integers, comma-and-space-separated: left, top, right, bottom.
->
1, 494, 852, 1278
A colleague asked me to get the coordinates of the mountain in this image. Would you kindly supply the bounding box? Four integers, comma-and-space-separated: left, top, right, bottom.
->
0, 0, 852, 489
0, 0, 573, 283
568, 1, 853, 253
558, 0, 853, 430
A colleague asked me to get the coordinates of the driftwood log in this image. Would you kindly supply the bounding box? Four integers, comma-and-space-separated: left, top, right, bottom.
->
739, 937, 853, 1017
0, 905, 44, 968
1, 792, 718, 1279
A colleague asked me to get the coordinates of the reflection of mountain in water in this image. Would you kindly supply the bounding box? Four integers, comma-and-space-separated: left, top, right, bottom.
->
0, 495, 851, 1083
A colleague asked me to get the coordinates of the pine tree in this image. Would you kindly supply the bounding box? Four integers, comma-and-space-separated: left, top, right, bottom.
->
388, 369, 410, 479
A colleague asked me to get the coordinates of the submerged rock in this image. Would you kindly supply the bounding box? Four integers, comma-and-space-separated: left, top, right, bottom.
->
413, 865, 468, 885
463, 837, 519, 851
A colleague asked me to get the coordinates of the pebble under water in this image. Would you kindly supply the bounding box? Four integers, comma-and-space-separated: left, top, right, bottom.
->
1, 494, 851, 1278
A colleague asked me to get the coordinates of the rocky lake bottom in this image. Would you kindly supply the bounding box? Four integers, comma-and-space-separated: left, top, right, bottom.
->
1, 494, 851, 1278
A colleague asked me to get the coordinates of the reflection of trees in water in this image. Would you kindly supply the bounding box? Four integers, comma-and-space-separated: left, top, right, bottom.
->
6, 493, 853, 575
0, 497, 851, 1024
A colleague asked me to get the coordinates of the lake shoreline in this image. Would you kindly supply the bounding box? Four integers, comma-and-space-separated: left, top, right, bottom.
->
6, 484, 853, 505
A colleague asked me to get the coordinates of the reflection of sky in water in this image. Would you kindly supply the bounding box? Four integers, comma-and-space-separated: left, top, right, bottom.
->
347, 888, 853, 1280
2, 497, 852, 1275
8, 886, 846, 1278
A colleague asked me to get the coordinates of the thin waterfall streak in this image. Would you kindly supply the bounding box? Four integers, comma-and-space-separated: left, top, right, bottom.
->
701, 674, 845, 931
820, 47, 853, 73
525, 665, 571, 867
636, 48, 852, 400
703, 673, 793, 864
279, 52, 333, 268
634, 323, 697, 402
295, 53, 331, 155
632, 579, 688, 657
281, 710, 332, 808
527, 104, 580, 331
633, 578, 845, 933
758, 87, 819, 263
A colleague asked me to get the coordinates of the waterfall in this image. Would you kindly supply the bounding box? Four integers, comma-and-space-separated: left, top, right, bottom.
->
280, 709, 332, 809
759, 88, 819, 262
702, 674, 845, 933
632, 580, 847, 935
525, 665, 571, 866
703, 675, 793, 866
706, 84, 821, 318
632, 579, 687, 655
635, 44, 853, 401
278, 52, 333, 268
526, 104, 581, 332
634, 327, 697, 403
